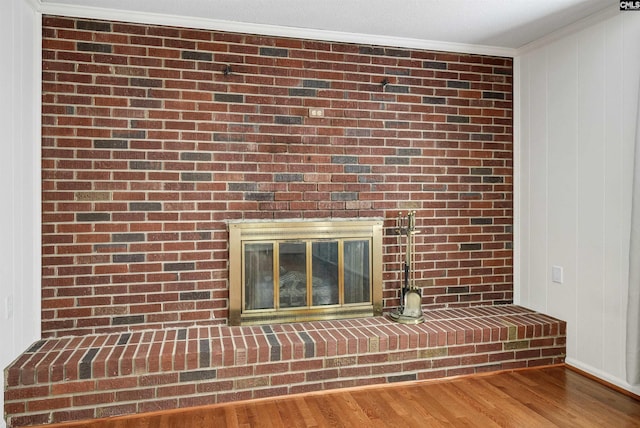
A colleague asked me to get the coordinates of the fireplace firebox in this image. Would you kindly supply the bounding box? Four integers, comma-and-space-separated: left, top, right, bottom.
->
228, 219, 383, 325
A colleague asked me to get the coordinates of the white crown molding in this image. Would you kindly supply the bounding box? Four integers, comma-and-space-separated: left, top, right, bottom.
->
39, 1, 516, 58
22, 0, 42, 13
516, 4, 621, 55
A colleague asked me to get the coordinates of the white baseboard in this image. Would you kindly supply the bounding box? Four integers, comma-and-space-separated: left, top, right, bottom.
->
565, 357, 640, 396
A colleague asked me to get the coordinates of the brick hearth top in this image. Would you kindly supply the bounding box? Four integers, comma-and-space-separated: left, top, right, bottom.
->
5, 305, 566, 427
7, 305, 562, 387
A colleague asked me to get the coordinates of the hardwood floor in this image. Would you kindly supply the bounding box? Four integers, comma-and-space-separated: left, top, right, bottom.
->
40, 366, 640, 428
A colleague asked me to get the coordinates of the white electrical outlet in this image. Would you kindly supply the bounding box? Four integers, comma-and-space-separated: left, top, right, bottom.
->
308, 108, 324, 117
552, 266, 564, 284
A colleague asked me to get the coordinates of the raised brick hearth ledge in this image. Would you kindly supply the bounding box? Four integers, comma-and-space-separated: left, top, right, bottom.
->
5, 305, 565, 427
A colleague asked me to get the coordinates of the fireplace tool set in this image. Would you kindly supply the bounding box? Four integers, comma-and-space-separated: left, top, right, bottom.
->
389, 211, 425, 324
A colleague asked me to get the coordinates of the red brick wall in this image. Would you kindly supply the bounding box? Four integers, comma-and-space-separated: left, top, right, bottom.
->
41, 16, 513, 338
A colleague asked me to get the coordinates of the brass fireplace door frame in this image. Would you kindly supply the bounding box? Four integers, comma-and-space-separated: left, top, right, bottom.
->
228, 219, 383, 326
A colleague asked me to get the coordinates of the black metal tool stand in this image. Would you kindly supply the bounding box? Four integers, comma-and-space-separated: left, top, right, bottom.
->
389, 211, 425, 324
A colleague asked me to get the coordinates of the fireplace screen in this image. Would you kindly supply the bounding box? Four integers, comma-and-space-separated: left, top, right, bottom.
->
229, 220, 382, 325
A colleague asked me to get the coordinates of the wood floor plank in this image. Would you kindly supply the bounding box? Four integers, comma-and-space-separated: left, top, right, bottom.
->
392, 383, 445, 426
346, 391, 389, 428
251, 402, 279, 428
510, 369, 633, 427
434, 381, 505, 427
328, 391, 375, 427
507, 371, 588, 425
35, 366, 640, 428
288, 396, 320, 428
447, 381, 506, 427
314, 394, 352, 428
275, 397, 306, 428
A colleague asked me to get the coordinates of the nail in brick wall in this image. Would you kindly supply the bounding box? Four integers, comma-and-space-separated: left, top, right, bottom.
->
41, 16, 513, 337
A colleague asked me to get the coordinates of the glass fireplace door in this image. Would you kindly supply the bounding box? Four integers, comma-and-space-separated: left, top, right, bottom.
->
343, 240, 370, 304
244, 243, 274, 311
311, 241, 339, 306
278, 242, 307, 308
241, 238, 374, 320
229, 219, 383, 325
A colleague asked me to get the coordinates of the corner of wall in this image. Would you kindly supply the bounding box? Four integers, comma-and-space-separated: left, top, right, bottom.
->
2, 0, 42, 366
512, 55, 522, 306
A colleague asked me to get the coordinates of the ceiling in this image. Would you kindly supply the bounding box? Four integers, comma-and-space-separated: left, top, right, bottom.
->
39, 0, 614, 53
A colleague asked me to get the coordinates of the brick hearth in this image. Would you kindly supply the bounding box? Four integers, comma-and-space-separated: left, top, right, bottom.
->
5, 305, 565, 427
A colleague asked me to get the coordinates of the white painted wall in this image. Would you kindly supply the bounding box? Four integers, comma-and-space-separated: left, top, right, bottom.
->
517, 10, 640, 394
1, 0, 41, 425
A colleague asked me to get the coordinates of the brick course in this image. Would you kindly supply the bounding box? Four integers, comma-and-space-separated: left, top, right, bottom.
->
42, 16, 513, 337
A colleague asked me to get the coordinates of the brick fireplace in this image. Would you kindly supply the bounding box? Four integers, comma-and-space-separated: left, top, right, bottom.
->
4, 15, 529, 427
41, 16, 513, 338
